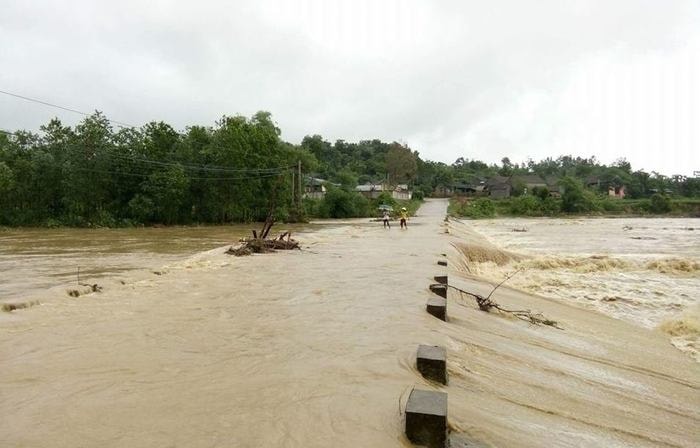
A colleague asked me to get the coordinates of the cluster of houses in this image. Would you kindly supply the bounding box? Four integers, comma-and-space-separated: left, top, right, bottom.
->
436, 174, 625, 199
304, 177, 413, 200
304, 174, 625, 201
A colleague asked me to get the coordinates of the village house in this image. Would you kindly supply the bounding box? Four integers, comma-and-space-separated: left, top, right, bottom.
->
481, 174, 563, 198
608, 185, 626, 199
433, 184, 453, 197
355, 182, 385, 199
586, 175, 626, 198
585, 176, 601, 189
303, 177, 329, 199
356, 182, 412, 200
544, 176, 562, 197
510, 174, 548, 195
393, 184, 413, 200
485, 176, 511, 198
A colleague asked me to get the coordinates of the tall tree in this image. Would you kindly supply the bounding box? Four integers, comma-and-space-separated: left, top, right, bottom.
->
386, 143, 417, 184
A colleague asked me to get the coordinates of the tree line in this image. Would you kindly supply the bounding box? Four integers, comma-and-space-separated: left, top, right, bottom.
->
1, 111, 697, 226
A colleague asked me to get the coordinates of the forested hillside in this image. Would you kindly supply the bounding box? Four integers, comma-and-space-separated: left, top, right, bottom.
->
1, 111, 697, 226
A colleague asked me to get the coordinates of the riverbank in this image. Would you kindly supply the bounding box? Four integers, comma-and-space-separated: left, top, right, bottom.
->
449, 196, 700, 219
1, 199, 698, 447
452, 216, 700, 362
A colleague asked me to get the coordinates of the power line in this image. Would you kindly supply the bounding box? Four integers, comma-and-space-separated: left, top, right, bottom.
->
102, 151, 296, 173
70, 166, 289, 181
0, 89, 297, 175
0, 89, 137, 128
2, 124, 295, 174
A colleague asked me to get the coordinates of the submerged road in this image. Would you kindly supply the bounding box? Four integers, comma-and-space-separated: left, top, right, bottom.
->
1, 198, 698, 447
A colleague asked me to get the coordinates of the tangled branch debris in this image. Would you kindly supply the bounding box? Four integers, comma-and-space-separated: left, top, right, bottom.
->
226, 175, 300, 256
449, 270, 562, 329
225, 220, 300, 257
67, 283, 103, 297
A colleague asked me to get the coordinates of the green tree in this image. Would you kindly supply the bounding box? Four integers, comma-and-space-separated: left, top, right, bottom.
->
649, 193, 671, 213
531, 186, 550, 200
0, 161, 13, 193
560, 177, 595, 213
141, 165, 190, 224
318, 186, 368, 218
386, 143, 417, 184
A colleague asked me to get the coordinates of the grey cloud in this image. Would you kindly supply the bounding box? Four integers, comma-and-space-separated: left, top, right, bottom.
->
1, 0, 697, 174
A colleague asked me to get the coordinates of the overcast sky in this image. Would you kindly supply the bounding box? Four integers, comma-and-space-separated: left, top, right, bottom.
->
1, 0, 698, 176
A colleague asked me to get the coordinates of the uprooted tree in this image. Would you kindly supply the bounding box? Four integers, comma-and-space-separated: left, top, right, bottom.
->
225, 174, 300, 256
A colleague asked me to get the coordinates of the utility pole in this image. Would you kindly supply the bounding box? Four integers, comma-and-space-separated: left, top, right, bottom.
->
297, 160, 302, 211
291, 169, 295, 206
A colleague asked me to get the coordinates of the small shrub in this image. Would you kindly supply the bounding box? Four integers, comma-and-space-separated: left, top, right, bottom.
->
463, 198, 496, 218
540, 197, 560, 215
650, 193, 672, 213
531, 186, 550, 200
318, 186, 370, 218
509, 196, 540, 216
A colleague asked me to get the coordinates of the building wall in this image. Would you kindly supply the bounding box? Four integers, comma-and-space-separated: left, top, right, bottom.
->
392, 191, 412, 200
304, 191, 326, 200
489, 186, 511, 199
358, 190, 384, 199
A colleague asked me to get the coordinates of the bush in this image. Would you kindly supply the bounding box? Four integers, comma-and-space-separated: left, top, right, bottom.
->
463, 198, 496, 218
633, 199, 651, 213
508, 196, 541, 216
43, 218, 63, 228
540, 197, 560, 215
650, 193, 671, 213
317, 186, 370, 218
598, 197, 625, 213
531, 186, 550, 200
129, 194, 155, 223
374, 192, 396, 207
560, 177, 596, 213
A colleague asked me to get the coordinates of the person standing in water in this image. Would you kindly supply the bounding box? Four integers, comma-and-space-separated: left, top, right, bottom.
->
382, 209, 391, 229
399, 207, 408, 229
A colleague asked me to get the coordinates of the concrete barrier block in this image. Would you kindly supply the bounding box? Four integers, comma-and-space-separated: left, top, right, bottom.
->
417, 345, 447, 384
434, 275, 448, 285
437, 260, 447, 267
429, 284, 447, 299
426, 297, 447, 321
405, 389, 447, 448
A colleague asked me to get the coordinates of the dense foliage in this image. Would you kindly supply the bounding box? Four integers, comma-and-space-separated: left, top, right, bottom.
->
450, 195, 700, 218
1, 111, 698, 226
0, 112, 309, 226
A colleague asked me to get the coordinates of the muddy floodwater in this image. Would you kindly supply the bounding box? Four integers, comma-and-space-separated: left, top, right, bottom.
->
1, 201, 699, 447
0, 224, 319, 303
462, 217, 700, 361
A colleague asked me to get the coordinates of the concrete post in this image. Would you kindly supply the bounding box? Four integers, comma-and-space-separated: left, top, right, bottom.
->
405, 389, 448, 448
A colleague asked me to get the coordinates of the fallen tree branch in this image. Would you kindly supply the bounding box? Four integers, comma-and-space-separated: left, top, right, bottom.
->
226, 233, 300, 256
447, 272, 562, 329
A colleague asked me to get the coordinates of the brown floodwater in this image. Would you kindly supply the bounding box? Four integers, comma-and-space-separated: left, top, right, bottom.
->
460, 217, 700, 361
1, 201, 698, 447
0, 223, 320, 303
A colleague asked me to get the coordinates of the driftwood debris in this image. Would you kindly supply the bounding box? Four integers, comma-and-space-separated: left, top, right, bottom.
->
449, 270, 561, 329
226, 177, 300, 256
226, 225, 300, 257
67, 283, 103, 297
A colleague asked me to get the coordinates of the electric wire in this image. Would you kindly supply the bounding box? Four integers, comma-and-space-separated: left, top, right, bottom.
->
0, 89, 137, 128
101, 151, 295, 173
69, 166, 289, 181
0, 90, 300, 178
